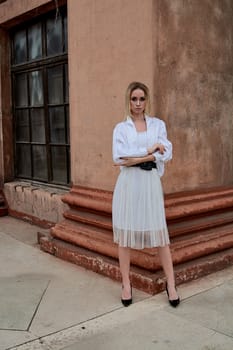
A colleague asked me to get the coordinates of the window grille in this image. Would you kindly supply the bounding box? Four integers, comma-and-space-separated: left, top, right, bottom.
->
11, 7, 70, 186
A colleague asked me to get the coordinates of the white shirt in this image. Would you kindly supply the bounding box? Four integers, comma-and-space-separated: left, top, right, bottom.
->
112, 115, 172, 177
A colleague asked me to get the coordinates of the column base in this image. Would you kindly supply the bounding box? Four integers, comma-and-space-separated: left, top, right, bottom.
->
38, 185, 233, 294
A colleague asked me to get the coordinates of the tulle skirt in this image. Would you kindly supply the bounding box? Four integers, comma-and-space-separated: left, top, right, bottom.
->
112, 166, 170, 249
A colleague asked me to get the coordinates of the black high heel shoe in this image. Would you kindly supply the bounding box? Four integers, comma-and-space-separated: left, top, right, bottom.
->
165, 282, 180, 308
121, 284, 132, 307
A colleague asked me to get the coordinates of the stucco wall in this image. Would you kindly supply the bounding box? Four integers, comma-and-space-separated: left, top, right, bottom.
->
0, 0, 63, 26
0, 0, 232, 195
68, 0, 156, 190
4, 181, 69, 226
0, 0, 51, 23
155, 0, 233, 192
68, 0, 233, 194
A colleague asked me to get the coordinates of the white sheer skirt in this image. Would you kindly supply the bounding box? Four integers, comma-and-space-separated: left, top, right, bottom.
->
112, 166, 170, 249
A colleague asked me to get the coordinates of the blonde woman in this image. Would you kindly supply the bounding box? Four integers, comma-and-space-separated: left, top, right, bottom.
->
112, 81, 180, 307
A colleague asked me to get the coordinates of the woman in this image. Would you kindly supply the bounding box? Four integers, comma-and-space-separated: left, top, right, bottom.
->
112, 81, 180, 308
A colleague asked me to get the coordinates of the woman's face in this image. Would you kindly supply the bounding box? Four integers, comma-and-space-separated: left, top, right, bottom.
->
130, 88, 146, 117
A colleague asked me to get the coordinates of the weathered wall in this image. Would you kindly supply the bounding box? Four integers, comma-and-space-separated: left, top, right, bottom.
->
4, 181, 69, 226
155, 0, 233, 192
68, 0, 156, 190
0, 0, 232, 196
0, 0, 65, 27
68, 0, 233, 194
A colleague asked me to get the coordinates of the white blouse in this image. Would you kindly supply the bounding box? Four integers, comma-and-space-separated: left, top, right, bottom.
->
112, 115, 172, 177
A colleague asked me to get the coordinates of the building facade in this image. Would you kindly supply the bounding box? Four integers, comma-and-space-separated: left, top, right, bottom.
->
0, 0, 233, 292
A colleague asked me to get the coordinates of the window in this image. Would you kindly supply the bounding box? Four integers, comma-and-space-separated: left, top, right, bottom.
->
11, 7, 70, 186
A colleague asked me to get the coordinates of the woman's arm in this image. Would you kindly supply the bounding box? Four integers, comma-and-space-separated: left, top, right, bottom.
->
114, 154, 156, 167
112, 124, 148, 164
152, 121, 172, 163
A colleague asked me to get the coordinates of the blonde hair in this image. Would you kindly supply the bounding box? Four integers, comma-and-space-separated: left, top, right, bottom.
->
125, 81, 151, 118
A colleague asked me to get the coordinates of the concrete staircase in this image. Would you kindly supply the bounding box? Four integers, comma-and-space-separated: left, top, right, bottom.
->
38, 186, 233, 294
0, 189, 8, 216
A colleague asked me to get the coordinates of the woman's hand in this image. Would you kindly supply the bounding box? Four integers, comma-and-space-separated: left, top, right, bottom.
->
147, 143, 165, 155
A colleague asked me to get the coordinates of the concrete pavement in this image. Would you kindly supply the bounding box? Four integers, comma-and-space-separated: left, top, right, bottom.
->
0, 216, 233, 350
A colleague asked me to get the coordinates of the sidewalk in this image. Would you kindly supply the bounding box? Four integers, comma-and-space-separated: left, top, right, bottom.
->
0, 216, 233, 350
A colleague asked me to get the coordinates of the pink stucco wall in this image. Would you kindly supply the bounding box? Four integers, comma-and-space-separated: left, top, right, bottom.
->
0, 0, 53, 23
68, 0, 233, 193
0, 0, 232, 196
68, 0, 156, 191
155, 0, 233, 193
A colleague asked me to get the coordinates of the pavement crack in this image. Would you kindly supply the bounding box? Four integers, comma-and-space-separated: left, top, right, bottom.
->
26, 280, 51, 331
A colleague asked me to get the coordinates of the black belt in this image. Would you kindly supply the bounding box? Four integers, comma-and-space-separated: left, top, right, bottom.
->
132, 161, 157, 171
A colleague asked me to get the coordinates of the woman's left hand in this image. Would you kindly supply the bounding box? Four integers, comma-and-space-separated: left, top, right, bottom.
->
148, 143, 165, 155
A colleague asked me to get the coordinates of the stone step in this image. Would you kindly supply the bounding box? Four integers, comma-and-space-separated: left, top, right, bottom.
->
51, 219, 233, 271
62, 186, 233, 218
64, 207, 233, 238
64, 209, 112, 230
169, 210, 233, 237
165, 186, 233, 220
38, 231, 233, 295
39, 185, 233, 292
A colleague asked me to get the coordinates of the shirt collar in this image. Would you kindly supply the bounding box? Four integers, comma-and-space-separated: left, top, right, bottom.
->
126, 115, 150, 125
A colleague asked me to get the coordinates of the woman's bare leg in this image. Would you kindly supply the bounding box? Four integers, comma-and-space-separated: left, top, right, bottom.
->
157, 245, 179, 300
118, 246, 131, 299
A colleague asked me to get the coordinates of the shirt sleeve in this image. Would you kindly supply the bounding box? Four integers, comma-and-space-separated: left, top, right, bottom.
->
152, 120, 172, 163
112, 124, 148, 163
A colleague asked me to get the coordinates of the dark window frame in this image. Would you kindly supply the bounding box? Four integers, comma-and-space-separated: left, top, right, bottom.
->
11, 6, 70, 187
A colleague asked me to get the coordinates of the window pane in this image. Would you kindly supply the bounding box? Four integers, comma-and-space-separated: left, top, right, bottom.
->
28, 23, 42, 60
13, 29, 27, 64
64, 14, 68, 52
15, 109, 30, 142
64, 64, 69, 103
29, 70, 43, 106
12, 9, 69, 186
15, 73, 28, 107
48, 65, 63, 104
32, 145, 48, 180
49, 106, 65, 143
51, 146, 67, 183
46, 16, 62, 56
16, 144, 31, 177
31, 108, 45, 142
